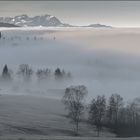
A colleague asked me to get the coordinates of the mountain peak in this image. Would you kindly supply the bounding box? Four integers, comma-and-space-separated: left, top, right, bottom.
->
0, 14, 112, 28
0, 14, 63, 27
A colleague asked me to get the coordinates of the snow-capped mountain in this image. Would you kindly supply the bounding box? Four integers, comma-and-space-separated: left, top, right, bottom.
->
0, 14, 112, 28
0, 14, 64, 27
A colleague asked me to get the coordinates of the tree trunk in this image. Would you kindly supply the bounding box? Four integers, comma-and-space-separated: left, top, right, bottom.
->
75, 121, 79, 136
97, 127, 100, 137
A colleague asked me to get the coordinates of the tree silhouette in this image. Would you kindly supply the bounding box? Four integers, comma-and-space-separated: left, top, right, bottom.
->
55, 68, 62, 80
17, 64, 33, 82
107, 94, 124, 130
89, 95, 106, 136
62, 85, 88, 136
1, 64, 11, 81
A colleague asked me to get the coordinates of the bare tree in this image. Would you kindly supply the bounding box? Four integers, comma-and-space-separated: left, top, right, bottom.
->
107, 94, 124, 128
36, 68, 51, 82
89, 95, 106, 136
126, 98, 140, 128
62, 85, 88, 136
17, 64, 33, 82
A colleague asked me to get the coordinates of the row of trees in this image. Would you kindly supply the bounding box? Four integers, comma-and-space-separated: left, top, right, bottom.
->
1, 36, 44, 41
0, 34, 56, 41
62, 85, 140, 137
0, 64, 72, 83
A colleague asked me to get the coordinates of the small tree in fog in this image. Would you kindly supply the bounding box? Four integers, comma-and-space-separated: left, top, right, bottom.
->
36, 68, 51, 82
34, 36, 37, 40
62, 70, 66, 77
62, 85, 88, 136
55, 68, 72, 80
26, 37, 30, 40
54, 68, 62, 80
17, 64, 33, 82
62, 70, 72, 80
67, 72, 72, 79
89, 95, 106, 136
2, 65, 8, 76
1, 65, 12, 81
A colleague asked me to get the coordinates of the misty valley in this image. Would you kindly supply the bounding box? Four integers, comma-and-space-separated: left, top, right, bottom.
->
0, 27, 140, 139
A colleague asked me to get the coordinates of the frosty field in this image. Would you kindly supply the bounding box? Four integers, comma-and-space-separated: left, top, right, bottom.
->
0, 94, 137, 140
0, 94, 115, 138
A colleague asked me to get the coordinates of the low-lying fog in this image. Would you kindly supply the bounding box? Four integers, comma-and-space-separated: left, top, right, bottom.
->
0, 27, 140, 101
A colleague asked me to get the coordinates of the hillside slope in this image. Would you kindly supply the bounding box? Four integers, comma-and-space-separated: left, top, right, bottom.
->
0, 95, 115, 138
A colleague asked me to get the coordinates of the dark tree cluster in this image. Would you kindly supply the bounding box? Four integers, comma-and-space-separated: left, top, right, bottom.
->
1, 65, 12, 82
17, 64, 33, 82
89, 94, 140, 137
55, 68, 72, 80
62, 88, 140, 137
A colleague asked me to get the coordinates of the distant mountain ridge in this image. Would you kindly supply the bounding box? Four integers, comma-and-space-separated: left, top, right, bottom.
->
84, 24, 111, 28
0, 14, 63, 27
0, 14, 112, 28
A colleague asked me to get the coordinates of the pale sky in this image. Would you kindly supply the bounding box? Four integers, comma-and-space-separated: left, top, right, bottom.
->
0, 1, 140, 27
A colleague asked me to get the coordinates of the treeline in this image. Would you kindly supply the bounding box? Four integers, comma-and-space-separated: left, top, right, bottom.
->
0, 64, 72, 83
88, 94, 140, 137
0, 35, 44, 41
62, 85, 140, 137
0, 32, 55, 41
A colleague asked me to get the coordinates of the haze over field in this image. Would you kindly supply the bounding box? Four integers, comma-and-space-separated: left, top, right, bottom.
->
1, 1, 140, 139
0, 27, 140, 101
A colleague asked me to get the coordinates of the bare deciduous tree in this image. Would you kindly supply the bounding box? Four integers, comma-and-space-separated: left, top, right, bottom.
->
107, 94, 123, 128
89, 95, 106, 136
62, 85, 88, 136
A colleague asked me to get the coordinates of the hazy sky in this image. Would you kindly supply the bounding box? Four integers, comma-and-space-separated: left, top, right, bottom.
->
0, 1, 140, 27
